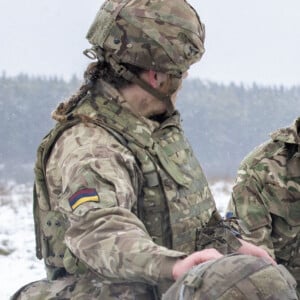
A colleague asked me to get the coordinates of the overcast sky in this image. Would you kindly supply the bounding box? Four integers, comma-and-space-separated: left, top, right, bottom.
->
1, 0, 300, 86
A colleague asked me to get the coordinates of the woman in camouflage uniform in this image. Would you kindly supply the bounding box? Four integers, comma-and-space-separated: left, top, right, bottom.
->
12, 0, 295, 299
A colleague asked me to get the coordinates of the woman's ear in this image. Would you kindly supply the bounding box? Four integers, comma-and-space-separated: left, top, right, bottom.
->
147, 70, 167, 88
147, 70, 158, 88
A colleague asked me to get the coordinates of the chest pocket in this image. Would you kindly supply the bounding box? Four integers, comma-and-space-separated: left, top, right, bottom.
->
153, 128, 192, 189
262, 184, 300, 264
262, 183, 300, 226
151, 124, 216, 252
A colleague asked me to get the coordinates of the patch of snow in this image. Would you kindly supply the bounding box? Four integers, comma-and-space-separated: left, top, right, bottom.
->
0, 185, 45, 299
210, 180, 233, 215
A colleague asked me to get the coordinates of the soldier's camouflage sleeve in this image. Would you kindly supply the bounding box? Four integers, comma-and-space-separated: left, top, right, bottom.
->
46, 123, 185, 285
227, 144, 275, 258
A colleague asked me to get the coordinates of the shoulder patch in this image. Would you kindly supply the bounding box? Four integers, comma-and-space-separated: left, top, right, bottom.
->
69, 188, 100, 210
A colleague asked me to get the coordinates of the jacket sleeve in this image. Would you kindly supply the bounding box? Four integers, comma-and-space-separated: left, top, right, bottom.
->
227, 162, 275, 258
46, 123, 185, 285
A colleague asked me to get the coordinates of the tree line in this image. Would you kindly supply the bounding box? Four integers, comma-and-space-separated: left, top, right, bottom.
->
0, 73, 299, 182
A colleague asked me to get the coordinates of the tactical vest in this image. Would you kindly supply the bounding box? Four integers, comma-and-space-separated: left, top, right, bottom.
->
33, 94, 216, 279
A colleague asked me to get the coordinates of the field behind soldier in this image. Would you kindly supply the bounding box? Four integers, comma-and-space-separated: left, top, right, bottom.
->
0, 180, 232, 299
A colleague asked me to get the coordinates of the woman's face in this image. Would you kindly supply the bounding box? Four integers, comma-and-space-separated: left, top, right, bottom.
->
129, 70, 189, 118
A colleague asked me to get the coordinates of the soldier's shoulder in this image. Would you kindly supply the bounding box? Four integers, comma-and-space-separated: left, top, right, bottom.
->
241, 122, 298, 169
240, 138, 284, 170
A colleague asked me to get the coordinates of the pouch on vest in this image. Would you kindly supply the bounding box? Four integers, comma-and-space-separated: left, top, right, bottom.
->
195, 211, 242, 254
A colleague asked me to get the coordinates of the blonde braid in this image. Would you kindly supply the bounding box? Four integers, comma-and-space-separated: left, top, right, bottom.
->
52, 62, 100, 122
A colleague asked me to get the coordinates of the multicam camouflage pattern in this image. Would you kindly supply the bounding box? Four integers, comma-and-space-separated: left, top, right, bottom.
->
162, 254, 298, 300
195, 220, 242, 254
17, 79, 217, 299
85, 86, 217, 254
86, 0, 205, 77
11, 272, 157, 300
228, 117, 300, 295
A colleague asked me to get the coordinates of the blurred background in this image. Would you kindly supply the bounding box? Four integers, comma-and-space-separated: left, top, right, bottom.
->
1, 0, 299, 182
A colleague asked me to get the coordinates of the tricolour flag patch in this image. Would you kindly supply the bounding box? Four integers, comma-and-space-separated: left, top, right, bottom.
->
69, 188, 100, 210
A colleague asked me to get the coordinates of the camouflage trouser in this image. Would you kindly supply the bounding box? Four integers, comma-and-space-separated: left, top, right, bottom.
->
10, 273, 157, 300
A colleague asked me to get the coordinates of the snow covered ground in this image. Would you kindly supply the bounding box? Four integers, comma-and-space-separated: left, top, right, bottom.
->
0, 180, 232, 300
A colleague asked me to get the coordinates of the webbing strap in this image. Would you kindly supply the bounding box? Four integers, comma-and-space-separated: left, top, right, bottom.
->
106, 53, 176, 116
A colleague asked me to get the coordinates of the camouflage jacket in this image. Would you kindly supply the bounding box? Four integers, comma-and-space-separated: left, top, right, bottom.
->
228, 118, 300, 291
33, 80, 217, 299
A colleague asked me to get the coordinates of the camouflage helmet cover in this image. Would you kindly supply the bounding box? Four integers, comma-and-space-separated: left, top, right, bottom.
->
162, 254, 298, 300
86, 0, 205, 77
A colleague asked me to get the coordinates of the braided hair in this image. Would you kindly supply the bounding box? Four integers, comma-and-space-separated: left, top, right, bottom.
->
52, 61, 144, 122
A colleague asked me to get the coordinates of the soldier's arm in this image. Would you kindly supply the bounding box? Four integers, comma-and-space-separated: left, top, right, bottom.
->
227, 164, 275, 258
48, 124, 185, 285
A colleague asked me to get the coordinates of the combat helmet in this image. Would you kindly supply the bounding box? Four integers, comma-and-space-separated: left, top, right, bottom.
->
84, 0, 205, 114
162, 254, 298, 300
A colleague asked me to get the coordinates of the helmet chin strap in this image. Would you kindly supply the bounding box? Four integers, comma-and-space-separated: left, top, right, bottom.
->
83, 47, 182, 116
106, 53, 181, 116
